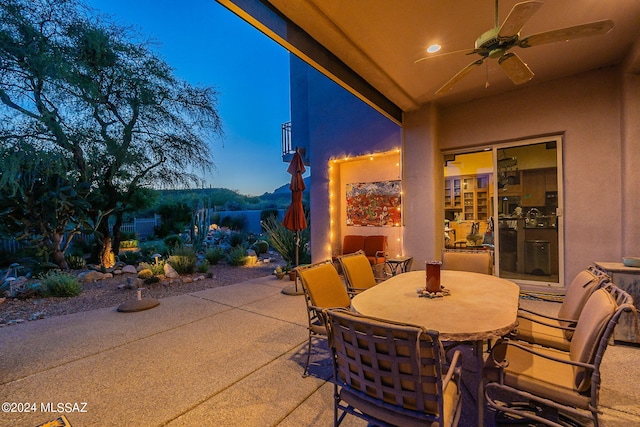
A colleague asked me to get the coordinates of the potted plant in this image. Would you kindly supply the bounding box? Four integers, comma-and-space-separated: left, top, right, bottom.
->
280, 264, 296, 281
274, 266, 286, 280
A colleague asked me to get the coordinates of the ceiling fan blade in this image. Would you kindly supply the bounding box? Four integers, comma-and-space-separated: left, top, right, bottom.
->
415, 48, 475, 64
498, 52, 534, 84
435, 59, 484, 95
518, 19, 614, 48
498, 1, 543, 38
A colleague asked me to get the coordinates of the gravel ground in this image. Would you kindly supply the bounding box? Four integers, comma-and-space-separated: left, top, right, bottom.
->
0, 255, 286, 326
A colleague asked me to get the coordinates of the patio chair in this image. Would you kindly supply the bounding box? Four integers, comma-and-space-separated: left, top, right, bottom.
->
296, 260, 351, 377
513, 265, 609, 351
484, 286, 635, 427
325, 308, 463, 427
442, 249, 493, 275
337, 250, 384, 297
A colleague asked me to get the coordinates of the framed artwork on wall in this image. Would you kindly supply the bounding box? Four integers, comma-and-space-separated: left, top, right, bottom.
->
346, 180, 401, 227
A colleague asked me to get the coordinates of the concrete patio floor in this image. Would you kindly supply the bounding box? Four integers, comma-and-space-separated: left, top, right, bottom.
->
1, 274, 638, 426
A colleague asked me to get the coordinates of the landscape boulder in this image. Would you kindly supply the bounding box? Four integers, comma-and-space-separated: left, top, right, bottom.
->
79, 271, 107, 282
164, 263, 179, 279
121, 265, 138, 274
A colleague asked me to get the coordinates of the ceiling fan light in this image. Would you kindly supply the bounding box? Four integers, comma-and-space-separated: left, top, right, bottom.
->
427, 44, 441, 53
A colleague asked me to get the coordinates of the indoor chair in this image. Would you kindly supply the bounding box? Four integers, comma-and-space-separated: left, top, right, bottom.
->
325, 308, 463, 427
296, 260, 351, 377
484, 286, 635, 427
514, 265, 609, 351
362, 234, 388, 266
340, 235, 367, 256
442, 249, 493, 275
337, 250, 384, 297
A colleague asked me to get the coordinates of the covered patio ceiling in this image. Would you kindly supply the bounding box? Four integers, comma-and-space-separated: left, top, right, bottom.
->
218, 0, 640, 123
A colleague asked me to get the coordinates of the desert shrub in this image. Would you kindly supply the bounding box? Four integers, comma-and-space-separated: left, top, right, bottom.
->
228, 231, 245, 248
205, 247, 225, 265
118, 250, 143, 265
168, 246, 197, 274
244, 232, 257, 246
169, 255, 196, 274
65, 255, 86, 270
251, 240, 269, 255
220, 214, 246, 231
138, 269, 154, 280
260, 208, 279, 224
40, 270, 82, 297
262, 214, 310, 266
164, 234, 182, 249
15, 282, 47, 299
210, 212, 221, 225
138, 241, 169, 259
68, 238, 92, 258
219, 215, 233, 229
227, 246, 248, 266
196, 259, 210, 273
139, 260, 165, 276
230, 215, 246, 230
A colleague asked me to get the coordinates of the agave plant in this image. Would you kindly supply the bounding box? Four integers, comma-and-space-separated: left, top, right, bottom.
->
261, 215, 310, 267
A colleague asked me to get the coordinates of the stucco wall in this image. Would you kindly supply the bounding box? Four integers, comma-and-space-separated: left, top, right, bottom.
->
290, 59, 402, 261
622, 71, 640, 257
403, 105, 442, 270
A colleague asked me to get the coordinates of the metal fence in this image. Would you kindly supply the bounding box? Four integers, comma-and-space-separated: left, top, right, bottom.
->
117, 215, 161, 239
0, 215, 161, 254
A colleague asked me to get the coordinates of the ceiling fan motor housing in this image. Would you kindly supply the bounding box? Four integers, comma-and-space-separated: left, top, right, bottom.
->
476, 27, 518, 58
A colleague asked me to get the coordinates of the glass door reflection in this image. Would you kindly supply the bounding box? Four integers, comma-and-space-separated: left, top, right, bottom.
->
444, 137, 563, 287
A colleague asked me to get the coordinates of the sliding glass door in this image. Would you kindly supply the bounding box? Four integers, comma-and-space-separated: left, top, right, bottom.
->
444, 136, 563, 287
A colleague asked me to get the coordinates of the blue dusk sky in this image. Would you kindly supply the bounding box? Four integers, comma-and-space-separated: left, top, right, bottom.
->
85, 0, 295, 196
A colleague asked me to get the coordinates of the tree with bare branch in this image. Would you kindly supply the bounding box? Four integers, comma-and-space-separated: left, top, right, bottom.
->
0, 0, 223, 267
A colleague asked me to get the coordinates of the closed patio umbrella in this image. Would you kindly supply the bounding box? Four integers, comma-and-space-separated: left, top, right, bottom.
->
282, 150, 307, 267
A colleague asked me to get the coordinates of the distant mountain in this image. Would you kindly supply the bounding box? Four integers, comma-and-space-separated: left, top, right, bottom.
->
148, 176, 310, 212
269, 176, 311, 195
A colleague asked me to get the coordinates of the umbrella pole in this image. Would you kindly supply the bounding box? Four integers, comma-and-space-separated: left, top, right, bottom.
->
296, 231, 300, 266
294, 231, 300, 292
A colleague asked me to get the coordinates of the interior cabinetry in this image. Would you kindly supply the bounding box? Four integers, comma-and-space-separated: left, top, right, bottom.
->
499, 170, 522, 196
545, 168, 557, 191
522, 169, 546, 206
521, 168, 558, 206
463, 191, 474, 220
444, 177, 461, 209
476, 189, 489, 220
446, 174, 491, 221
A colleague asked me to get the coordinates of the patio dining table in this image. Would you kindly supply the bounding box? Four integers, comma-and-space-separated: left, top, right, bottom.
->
351, 269, 520, 427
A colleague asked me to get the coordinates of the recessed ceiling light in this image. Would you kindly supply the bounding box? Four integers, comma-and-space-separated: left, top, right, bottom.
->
427, 44, 441, 53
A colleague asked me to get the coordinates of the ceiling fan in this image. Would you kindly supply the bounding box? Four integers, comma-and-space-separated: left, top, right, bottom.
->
427, 0, 614, 95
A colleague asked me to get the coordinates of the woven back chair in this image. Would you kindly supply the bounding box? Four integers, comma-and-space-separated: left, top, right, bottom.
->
325, 308, 463, 427
296, 260, 350, 377
514, 265, 609, 351
442, 250, 492, 275
485, 285, 635, 426
337, 250, 382, 297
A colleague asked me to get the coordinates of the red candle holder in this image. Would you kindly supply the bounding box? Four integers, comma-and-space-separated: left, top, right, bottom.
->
426, 261, 442, 293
